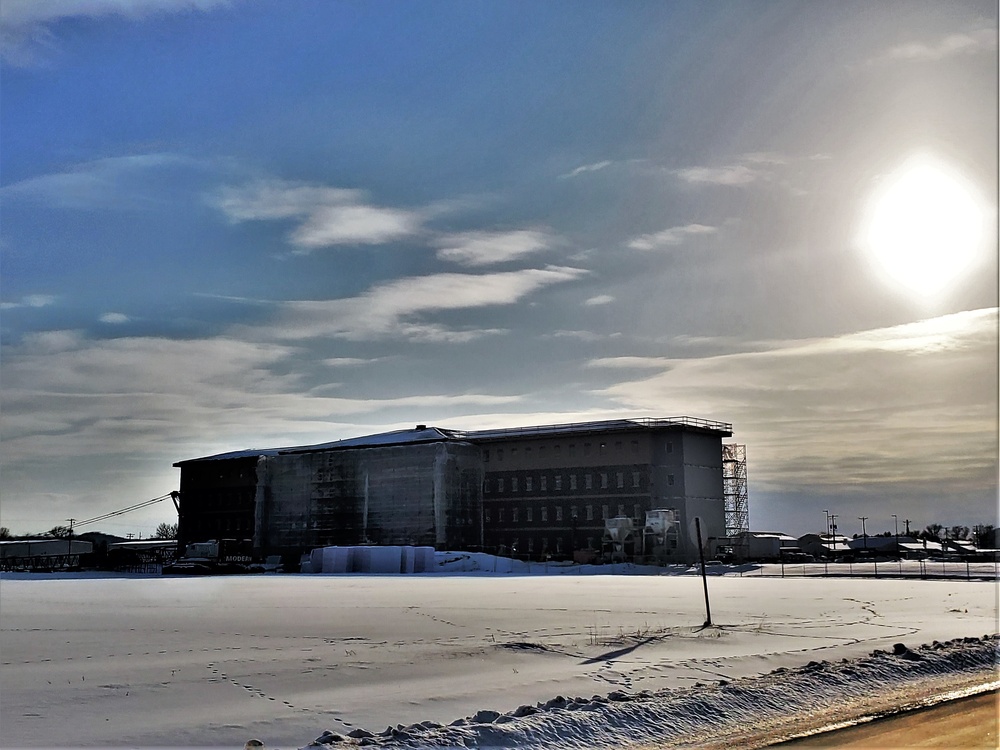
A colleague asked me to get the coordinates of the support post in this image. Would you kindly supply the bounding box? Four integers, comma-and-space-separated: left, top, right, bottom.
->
696, 517, 712, 627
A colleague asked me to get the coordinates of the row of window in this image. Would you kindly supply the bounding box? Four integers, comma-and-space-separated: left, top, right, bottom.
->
486, 471, 672, 494
494, 536, 601, 554
485, 503, 643, 525
484, 440, 672, 462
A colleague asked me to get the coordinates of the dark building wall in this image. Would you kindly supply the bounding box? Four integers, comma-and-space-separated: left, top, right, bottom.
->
176, 457, 258, 549
251, 441, 482, 559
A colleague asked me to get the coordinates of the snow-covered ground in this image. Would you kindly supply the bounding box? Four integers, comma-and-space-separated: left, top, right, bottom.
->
1, 559, 997, 749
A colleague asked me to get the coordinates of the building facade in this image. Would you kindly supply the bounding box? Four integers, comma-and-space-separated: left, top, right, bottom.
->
173, 417, 734, 565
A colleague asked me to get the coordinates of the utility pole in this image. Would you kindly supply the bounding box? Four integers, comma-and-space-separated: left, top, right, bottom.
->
830, 514, 838, 553
66, 518, 76, 558
858, 516, 868, 550
892, 514, 899, 553
904, 519, 911, 537
823, 509, 830, 539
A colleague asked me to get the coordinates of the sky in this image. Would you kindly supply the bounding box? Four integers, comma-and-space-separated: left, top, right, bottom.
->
1, 0, 997, 540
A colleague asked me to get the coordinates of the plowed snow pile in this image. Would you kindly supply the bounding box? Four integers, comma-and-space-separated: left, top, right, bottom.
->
1, 566, 996, 749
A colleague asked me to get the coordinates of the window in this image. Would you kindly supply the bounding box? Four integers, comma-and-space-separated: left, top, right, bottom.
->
602, 504, 609, 519
483, 449, 490, 462
511, 447, 518, 456
485, 509, 491, 523
618, 504, 625, 517
555, 475, 563, 491
584, 474, 592, 490
632, 471, 640, 488
554, 444, 561, 455
511, 477, 519, 493
527, 538, 534, 552
667, 474, 675, 486
525, 476, 533, 492
600, 473, 608, 489
615, 441, 622, 451
524, 446, 531, 454
556, 537, 563, 553
570, 474, 578, 490
540, 475, 547, 491
666, 442, 673, 454
631, 440, 639, 453
484, 480, 490, 494
526, 507, 533, 522
584, 443, 592, 455
568, 444, 576, 456
541, 506, 548, 522
586, 505, 594, 521
599, 442, 606, 454
498, 448, 504, 460
512, 508, 519, 523
570, 505, 578, 520
498, 508, 505, 523
633, 504, 641, 519
498, 477, 504, 493
616, 472, 624, 489
556, 506, 563, 521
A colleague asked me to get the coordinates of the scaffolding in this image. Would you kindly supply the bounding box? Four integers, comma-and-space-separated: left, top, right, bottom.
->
722, 443, 749, 560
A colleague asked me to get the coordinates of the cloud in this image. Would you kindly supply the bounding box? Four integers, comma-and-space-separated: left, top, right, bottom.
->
0, 330, 527, 472
584, 295, 614, 306
255, 266, 589, 342
675, 164, 760, 186
0, 0, 235, 67
558, 161, 613, 179
2, 153, 197, 209
877, 28, 998, 63
214, 179, 423, 252
592, 308, 998, 495
627, 223, 717, 251
0, 294, 56, 310
99, 312, 130, 324
434, 230, 554, 267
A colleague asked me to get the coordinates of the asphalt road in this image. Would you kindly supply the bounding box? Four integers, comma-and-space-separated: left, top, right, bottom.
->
773, 691, 999, 749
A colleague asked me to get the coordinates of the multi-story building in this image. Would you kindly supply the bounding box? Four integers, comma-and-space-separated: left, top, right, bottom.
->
467, 417, 732, 563
173, 416, 734, 566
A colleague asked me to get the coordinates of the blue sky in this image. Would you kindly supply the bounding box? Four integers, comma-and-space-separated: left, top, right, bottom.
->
1, 0, 997, 539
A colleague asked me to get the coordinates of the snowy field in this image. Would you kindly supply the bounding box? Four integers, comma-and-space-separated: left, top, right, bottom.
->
1, 563, 997, 749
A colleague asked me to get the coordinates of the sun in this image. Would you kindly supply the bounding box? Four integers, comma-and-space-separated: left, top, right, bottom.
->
858, 155, 990, 299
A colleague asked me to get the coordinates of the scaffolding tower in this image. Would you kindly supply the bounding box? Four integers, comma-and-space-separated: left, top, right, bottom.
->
722, 443, 749, 560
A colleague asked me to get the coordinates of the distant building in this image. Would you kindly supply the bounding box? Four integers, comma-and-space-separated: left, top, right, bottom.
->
173, 416, 735, 565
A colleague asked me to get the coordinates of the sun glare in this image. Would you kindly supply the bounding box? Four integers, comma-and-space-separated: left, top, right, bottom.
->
859, 155, 990, 299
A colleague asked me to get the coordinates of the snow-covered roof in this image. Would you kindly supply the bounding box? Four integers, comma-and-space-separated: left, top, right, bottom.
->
465, 416, 732, 441
175, 426, 467, 465
175, 416, 733, 465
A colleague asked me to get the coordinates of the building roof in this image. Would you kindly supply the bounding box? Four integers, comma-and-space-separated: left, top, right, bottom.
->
464, 416, 733, 441
174, 426, 468, 466
175, 417, 732, 466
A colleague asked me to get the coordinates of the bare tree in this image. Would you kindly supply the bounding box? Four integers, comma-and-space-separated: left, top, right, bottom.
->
154, 522, 179, 540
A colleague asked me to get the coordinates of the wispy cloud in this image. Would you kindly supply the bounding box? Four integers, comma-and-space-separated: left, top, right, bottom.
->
0, 0, 235, 67
584, 295, 614, 306
0, 330, 523, 472
593, 308, 998, 493
0, 294, 56, 310
434, 230, 554, 267
675, 164, 760, 186
558, 160, 613, 179
254, 266, 588, 342
876, 28, 998, 63
214, 179, 423, 252
2, 154, 194, 209
627, 223, 717, 251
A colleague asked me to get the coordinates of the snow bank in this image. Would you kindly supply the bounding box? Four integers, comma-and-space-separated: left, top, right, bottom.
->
301, 636, 1000, 749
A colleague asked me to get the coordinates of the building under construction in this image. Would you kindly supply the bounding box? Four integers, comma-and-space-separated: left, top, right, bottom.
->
173, 417, 746, 566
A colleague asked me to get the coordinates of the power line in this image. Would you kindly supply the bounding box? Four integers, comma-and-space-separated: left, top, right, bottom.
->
73, 492, 178, 529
